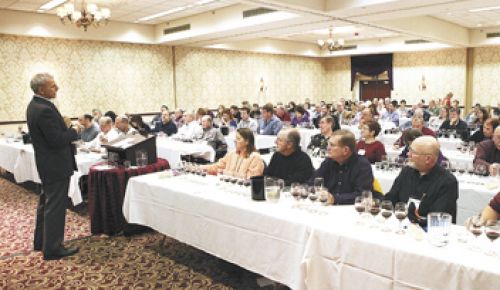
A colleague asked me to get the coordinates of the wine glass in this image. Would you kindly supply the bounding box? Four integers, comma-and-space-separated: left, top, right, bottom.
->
370, 198, 381, 227
314, 177, 324, 194
440, 160, 451, 172
394, 202, 407, 234
380, 200, 393, 232
475, 164, 487, 177
467, 215, 483, 251
484, 220, 499, 256
291, 182, 302, 202
354, 196, 365, 223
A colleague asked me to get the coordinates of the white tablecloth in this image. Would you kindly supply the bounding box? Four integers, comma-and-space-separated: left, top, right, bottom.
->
304, 206, 500, 290
385, 147, 474, 166
123, 173, 310, 290
297, 128, 320, 150
225, 132, 277, 151
156, 137, 215, 168
0, 139, 103, 205
380, 134, 463, 151
123, 173, 500, 290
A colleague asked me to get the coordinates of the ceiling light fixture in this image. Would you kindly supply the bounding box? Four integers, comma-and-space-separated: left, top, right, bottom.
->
317, 28, 345, 53
39, 0, 67, 11
56, 0, 110, 32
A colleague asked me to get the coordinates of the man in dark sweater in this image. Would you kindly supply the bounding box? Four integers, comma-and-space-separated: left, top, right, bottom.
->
265, 129, 313, 185
311, 129, 373, 205
385, 136, 458, 223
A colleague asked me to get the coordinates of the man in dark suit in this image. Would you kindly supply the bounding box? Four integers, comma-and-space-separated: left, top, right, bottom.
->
26, 73, 79, 260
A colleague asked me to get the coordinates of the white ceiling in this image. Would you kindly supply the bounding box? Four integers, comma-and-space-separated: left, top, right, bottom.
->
2, 0, 500, 56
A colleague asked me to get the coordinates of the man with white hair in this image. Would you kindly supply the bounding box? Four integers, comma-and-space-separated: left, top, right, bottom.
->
115, 115, 137, 137
196, 115, 227, 152
176, 110, 202, 139
385, 136, 458, 223
86, 116, 119, 151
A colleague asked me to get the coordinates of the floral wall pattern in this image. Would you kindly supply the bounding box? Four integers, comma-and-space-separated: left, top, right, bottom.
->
174, 47, 326, 109
473, 46, 500, 106
323, 56, 353, 102
0, 34, 174, 122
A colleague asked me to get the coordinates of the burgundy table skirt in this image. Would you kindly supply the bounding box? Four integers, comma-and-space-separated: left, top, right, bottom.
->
87, 158, 169, 235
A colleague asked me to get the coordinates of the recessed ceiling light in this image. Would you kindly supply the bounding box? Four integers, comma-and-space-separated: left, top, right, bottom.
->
138, 7, 186, 22
469, 6, 500, 13
39, 0, 66, 11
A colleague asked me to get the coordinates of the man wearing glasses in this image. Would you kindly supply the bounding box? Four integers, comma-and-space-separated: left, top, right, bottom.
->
385, 136, 458, 223
474, 126, 500, 176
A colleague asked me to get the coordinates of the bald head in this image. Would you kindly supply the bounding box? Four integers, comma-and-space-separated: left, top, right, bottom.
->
413, 136, 440, 158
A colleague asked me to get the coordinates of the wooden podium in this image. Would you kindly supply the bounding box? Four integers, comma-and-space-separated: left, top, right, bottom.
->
103, 134, 157, 166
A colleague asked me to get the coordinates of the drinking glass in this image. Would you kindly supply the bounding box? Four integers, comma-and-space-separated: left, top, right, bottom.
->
475, 164, 487, 177
361, 190, 372, 214
314, 177, 324, 194
440, 160, 450, 172
135, 150, 148, 167
394, 202, 407, 234
380, 200, 393, 232
354, 196, 365, 223
484, 220, 500, 256
467, 215, 483, 251
291, 182, 302, 202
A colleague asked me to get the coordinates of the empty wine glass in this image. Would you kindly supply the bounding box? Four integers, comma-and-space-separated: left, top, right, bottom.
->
370, 198, 381, 227
394, 202, 407, 234
440, 160, 451, 172
314, 177, 324, 194
354, 196, 365, 223
467, 215, 483, 252
380, 200, 393, 232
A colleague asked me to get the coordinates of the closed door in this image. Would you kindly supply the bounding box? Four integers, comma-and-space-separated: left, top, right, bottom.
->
360, 80, 391, 101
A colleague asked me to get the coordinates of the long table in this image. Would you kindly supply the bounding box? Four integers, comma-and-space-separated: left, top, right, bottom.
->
123, 173, 500, 290
156, 137, 215, 169
0, 138, 104, 205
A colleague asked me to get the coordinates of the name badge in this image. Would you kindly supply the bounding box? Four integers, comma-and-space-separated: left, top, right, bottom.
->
358, 149, 365, 156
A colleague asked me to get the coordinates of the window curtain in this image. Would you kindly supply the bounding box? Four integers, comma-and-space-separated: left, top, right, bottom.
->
351, 54, 393, 91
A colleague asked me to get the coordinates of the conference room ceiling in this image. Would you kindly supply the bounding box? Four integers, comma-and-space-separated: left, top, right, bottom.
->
2, 0, 500, 56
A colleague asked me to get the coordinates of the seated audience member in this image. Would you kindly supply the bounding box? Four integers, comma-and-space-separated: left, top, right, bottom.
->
195, 108, 208, 122
195, 115, 227, 158
355, 120, 386, 163
438, 108, 469, 140
265, 129, 314, 185
176, 110, 202, 139
104, 110, 117, 123
173, 108, 184, 128
220, 109, 237, 128
250, 103, 261, 119
385, 136, 458, 223
275, 105, 291, 122
399, 129, 448, 165
469, 117, 499, 143
77, 114, 100, 142
130, 114, 151, 136
151, 105, 169, 124
397, 99, 409, 118
427, 100, 440, 116
394, 116, 435, 148
115, 115, 137, 137
291, 105, 310, 127
91, 108, 102, 124
216, 105, 226, 119
86, 116, 119, 151
428, 107, 449, 131
237, 107, 258, 133
153, 110, 177, 136
381, 101, 399, 126
333, 101, 350, 125
308, 116, 335, 152
230, 105, 241, 122
311, 129, 374, 205
202, 128, 264, 178
474, 126, 500, 175
258, 103, 283, 135
358, 108, 374, 128
472, 106, 488, 127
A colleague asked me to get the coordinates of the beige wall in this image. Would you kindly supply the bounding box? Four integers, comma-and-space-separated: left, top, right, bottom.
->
473, 46, 500, 107
174, 46, 326, 109
1, 33, 499, 127
0, 34, 174, 122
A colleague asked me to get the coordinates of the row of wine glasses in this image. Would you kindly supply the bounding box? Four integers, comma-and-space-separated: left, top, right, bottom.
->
217, 169, 251, 188
290, 178, 329, 206
354, 195, 407, 234
467, 216, 500, 256
374, 156, 407, 172
440, 161, 489, 177
456, 141, 476, 155
180, 161, 207, 176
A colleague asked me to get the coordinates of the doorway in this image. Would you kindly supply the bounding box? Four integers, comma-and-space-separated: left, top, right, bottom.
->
359, 80, 391, 101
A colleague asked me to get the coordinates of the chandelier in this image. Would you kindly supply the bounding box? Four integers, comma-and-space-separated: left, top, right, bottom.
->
56, 0, 111, 32
317, 28, 345, 52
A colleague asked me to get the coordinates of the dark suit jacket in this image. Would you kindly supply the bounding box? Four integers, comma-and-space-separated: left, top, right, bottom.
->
26, 96, 78, 183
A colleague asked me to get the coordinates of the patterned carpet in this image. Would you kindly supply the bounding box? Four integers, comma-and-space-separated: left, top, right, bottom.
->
0, 177, 273, 289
